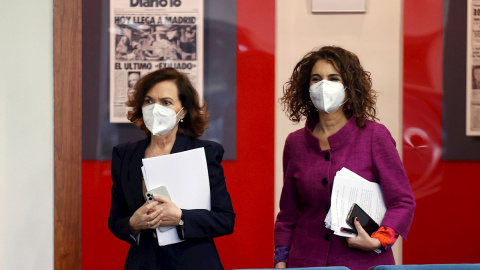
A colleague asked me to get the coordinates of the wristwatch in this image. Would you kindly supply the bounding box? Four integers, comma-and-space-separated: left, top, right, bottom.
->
176, 211, 186, 239
178, 211, 184, 226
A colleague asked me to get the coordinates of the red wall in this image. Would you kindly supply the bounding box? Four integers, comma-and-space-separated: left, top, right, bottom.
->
403, 0, 480, 264
82, 1, 275, 269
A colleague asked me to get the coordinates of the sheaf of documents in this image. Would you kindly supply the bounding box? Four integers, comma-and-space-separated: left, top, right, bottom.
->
325, 167, 386, 238
141, 147, 211, 246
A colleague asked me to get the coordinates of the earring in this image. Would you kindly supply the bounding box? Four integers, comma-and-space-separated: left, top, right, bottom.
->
180, 119, 184, 122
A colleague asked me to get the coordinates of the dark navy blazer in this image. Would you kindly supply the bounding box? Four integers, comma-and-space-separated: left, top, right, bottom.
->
108, 134, 235, 270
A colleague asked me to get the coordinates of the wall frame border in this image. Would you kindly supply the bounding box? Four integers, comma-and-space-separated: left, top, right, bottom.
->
54, 0, 82, 268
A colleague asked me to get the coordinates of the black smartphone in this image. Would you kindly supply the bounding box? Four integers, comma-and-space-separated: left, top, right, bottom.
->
345, 203, 379, 235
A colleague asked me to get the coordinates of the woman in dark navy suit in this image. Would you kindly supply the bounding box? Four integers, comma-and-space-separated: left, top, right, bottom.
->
108, 68, 235, 270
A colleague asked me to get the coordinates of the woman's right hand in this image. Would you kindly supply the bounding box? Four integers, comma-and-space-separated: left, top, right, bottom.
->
128, 202, 164, 235
275, 262, 286, 268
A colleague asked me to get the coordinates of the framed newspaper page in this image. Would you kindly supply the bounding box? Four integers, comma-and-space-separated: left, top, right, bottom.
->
467, 0, 480, 136
443, 0, 480, 160
110, 0, 204, 123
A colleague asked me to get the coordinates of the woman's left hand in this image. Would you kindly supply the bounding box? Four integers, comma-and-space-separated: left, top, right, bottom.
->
345, 218, 381, 251
152, 194, 182, 226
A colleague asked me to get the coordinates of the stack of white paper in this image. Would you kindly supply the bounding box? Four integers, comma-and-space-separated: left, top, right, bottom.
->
325, 167, 386, 238
141, 147, 211, 246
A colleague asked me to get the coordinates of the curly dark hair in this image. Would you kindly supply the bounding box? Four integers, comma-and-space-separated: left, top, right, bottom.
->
126, 68, 209, 138
280, 46, 378, 127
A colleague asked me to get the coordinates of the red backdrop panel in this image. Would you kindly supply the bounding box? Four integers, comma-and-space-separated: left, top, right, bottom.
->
403, 0, 480, 264
82, 1, 275, 269
82, 161, 127, 269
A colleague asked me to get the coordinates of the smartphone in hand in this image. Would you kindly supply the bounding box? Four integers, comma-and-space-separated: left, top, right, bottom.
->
145, 185, 171, 204
345, 203, 379, 236
145, 186, 175, 232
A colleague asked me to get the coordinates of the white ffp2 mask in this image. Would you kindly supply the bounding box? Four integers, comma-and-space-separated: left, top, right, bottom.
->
309, 80, 346, 113
142, 104, 184, 136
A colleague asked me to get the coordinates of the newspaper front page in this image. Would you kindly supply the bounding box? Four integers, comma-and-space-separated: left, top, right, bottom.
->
110, 0, 204, 123
467, 0, 480, 135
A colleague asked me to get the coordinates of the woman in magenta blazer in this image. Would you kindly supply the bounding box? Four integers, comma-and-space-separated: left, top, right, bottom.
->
274, 46, 415, 270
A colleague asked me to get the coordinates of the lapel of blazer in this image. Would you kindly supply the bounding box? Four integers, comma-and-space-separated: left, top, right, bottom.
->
128, 136, 150, 208
170, 133, 192, 154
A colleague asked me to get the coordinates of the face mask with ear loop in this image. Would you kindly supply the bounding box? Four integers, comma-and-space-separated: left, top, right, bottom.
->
142, 104, 184, 136
309, 80, 348, 113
